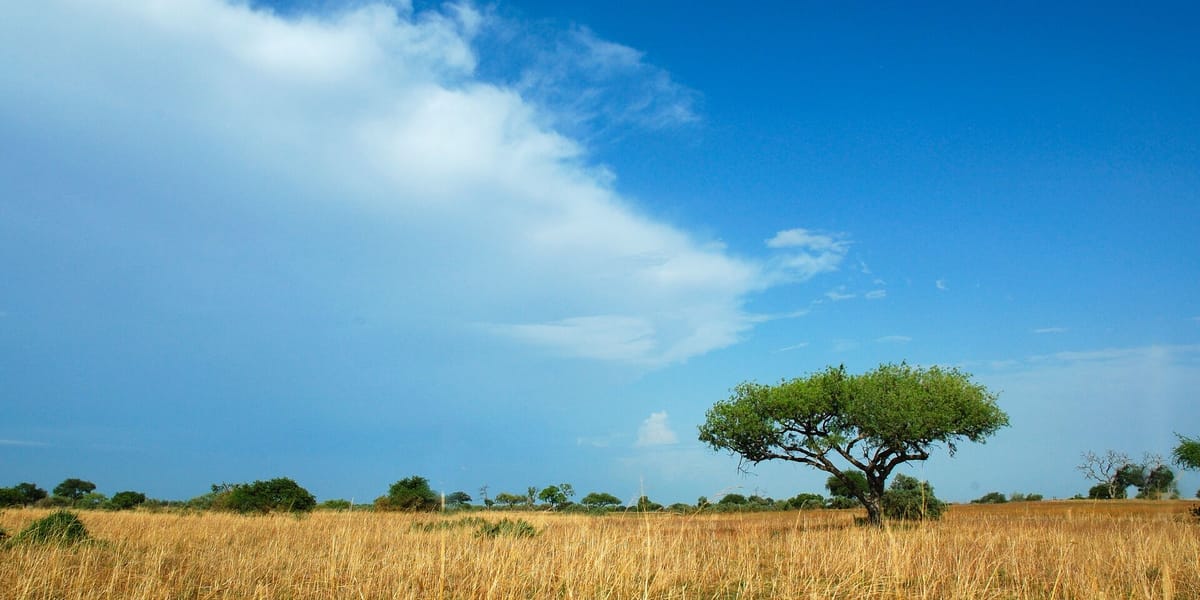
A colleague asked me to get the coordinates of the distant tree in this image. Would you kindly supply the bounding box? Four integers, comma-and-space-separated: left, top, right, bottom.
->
537, 486, 568, 509
478, 484, 490, 508
1138, 464, 1177, 499
317, 499, 352, 511
0, 482, 48, 507
225, 478, 316, 513
1172, 434, 1200, 471
882, 475, 946, 521
445, 491, 472, 507
1077, 450, 1132, 499
972, 491, 1008, 504
378, 476, 438, 512
75, 492, 107, 509
717, 493, 747, 505
107, 491, 147, 510
826, 472, 869, 503
53, 478, 96, 501
580, 492, 622, 510
696, 496, 710, 508
634, 495, 662, 511
494, 492, 524, 508
525, 486, 538, 508
700, 364, 1007, 525
1009, 492, 1043, 502
785, 493, 825, 510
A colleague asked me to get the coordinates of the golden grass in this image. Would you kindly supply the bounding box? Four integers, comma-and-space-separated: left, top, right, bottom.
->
1, 501, 1197, 599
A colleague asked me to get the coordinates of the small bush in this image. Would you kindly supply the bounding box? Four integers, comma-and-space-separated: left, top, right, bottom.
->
883, 475, 946, 521
16, 510, 89, 545
107, 491, 147, 510
412, 517, 488, 532
317, 499, 352, 511
972, 492, 1008, 504
476, 518, 539, 539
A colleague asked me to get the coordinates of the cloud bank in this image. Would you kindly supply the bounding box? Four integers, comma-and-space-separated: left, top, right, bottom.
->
0, 0, 844, 367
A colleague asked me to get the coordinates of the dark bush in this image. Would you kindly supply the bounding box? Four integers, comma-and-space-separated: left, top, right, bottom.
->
222, 478, 316, 513
786, 493, 826, 510
16, 510, 89, 545
377, 476, 438, 512
476, 518, 539, 539
107, 491, 147, 510
882, 475, 946, 521
972, 491, 1008, 504
317, 499, 352, 511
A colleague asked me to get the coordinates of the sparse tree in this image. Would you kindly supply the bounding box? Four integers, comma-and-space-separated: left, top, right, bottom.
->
1077, 450, 1132, 500
700, 363, 1007, 525
494, 492, 524, 508
445, 491, 472, 507
1172, 434, 1200, 471
379, 476, 438, 512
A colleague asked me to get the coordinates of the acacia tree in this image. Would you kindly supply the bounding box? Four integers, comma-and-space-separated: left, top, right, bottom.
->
1173, 434, 1200, 498
699, 363, 1007, 526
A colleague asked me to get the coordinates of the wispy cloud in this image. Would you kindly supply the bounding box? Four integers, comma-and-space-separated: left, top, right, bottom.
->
1033, 327, 1067, 334
777, 342, 810, 352
875, 335, 912, 344
635, 411, 679, 447
865, 289, 886, 300
832, 339, 859, 353
0, 439, 49, 447
825, 286, 855, 302
765, 228, 851, 282
935, 279, 948, 291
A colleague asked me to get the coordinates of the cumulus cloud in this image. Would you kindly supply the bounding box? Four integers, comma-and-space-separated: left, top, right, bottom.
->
635, 411, 679, 447
0, 0, 785, 367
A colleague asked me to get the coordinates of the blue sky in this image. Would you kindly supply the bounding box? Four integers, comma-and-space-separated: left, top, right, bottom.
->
2, 0, 1197, 505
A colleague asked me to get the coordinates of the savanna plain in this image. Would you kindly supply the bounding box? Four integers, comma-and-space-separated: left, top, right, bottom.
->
2, 501, 1197, 600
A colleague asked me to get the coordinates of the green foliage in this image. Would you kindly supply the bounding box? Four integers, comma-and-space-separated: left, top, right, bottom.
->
1137, 465, 1177, 499
717, 493, 748, 505
411, 516, 488, 532
580, 492, 622, 510
1171, 434, 1200, 470
16, 510, 89, 545
494, 492, 525, 508
0, 482, 48, 507
75, 492, 108, 509
700, 363, 1006, 525
785, 493, 825, 510
53, 478, 96, 501
972, 491, 1008, 504
1009, 492, 1042, 502
317, 499, 352, 511
635, 495, 662, 511
1088, 483, 1123, 499
445, 491, 472, 507
106, 491, 147, 510
475, 518, 539, 539
222, 478, 316, 513
537, 485, 568, 508
826, 473, 868, 502
882, 475, 946, 521
378, 476, 438, 512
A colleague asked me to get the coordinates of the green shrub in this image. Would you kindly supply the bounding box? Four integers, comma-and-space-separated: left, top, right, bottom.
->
971, 491, 1008, 504
377, 476, 438, 512
317, 499, 352, 511
411, 516, 488, 532
475, 518, 539, 539
107, 491, 147, 510
882, 475, 946, 521
222, 478, 316, 513
16, 510, 89, 545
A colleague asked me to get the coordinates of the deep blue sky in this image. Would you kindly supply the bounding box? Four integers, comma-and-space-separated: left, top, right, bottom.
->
2, 0, 1198, 504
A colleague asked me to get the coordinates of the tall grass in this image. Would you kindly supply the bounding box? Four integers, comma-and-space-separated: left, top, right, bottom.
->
1, 501, 1195, 599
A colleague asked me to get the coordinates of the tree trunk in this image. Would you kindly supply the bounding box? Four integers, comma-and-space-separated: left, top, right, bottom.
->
863, 495, 884, 526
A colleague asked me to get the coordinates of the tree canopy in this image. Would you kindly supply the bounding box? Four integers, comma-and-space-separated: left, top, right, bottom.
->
1173, 434, 1200, 471
53, 478, 96, 501
379, 476, 438, 511
699, 363, 1007, 525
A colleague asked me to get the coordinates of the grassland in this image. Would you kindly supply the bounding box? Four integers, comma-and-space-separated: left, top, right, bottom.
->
1, 501, 1196, 599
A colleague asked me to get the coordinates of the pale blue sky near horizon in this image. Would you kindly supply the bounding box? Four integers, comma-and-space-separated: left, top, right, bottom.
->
2, 0, 1198, 505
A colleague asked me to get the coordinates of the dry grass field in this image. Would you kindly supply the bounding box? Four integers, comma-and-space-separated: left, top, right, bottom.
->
2, 501, 1197, 599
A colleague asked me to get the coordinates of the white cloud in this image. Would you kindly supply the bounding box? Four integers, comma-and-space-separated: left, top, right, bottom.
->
832, 339, 859, 353
1033, 327, 1068, 334
635, 411, 679, 447
865, 289, 886, 300
0, 0, 790, 367
765, 228, 850, 281
825, 286, 855, 302
777, 342, 810, 352
0, 439, 49, 447
875, 335, 911, 344
935, 279, 948, 291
